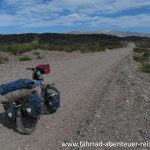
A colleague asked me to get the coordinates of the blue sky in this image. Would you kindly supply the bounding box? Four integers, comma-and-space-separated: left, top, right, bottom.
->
0, 0, 150, 34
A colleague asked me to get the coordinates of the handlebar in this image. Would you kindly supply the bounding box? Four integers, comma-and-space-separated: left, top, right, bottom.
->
26, 68, 35, 71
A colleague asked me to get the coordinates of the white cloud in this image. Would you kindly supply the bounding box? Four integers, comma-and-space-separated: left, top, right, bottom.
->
22, 13, 150, 29
4, 0, 150, 15
0, 14, 26, 27
0, 0, 150, 30
91, 14, 150, 29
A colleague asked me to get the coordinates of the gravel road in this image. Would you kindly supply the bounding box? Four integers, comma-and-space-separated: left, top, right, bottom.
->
71, 52, 150, 150
0, 43, 134, 150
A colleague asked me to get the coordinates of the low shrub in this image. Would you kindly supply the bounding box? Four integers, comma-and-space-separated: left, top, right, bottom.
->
133, 55, 146, 62
142, 52, 150, 58
133, 47, 149, 53
19, 56, 32, 61
33, 51, 40, 55
133, 45, 150, 74
142, 63, 150, 73
36, 55, 43, 59
0, 55, 8, 64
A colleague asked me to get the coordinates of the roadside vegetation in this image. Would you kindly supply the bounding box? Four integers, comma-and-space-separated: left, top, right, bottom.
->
19, 56, 32, 61
124, 36, 150, 73
33, 51, 43, 60
0, 33, 124, 55
0, 33, 150, 67
133, 46, 150, 73
0, 55, 8, 64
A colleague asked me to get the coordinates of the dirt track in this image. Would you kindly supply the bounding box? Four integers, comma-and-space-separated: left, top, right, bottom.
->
0, 44, 134, 150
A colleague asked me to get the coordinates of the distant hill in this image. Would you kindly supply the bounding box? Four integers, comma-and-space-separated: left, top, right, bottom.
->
98, 31, 150, 38
69, 30, 150, 38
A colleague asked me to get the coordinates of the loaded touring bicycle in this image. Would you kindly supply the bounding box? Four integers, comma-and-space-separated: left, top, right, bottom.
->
0, 64, 60, 134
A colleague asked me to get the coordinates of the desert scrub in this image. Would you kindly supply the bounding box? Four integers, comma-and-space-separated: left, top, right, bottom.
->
33, 51, 43, 59
33, 51, 40, 56
3, 43, 40, 55
133, 45, 150, 73
142, 63, 150, 73
133, 55, 147, 62
6, 43, 32, 55
0, 55, 8, 64
133, 47, 149, 53
142, 52, 150, 58
133, 47, 150, 63
19, 56, 32, 61
36, 55, 43, 59
0, 33, 125, 54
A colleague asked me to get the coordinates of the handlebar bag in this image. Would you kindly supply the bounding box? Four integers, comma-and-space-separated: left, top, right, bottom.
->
36, 64, 50, 74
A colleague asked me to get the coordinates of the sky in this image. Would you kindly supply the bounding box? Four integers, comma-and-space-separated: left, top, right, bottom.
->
0, 0, 150, 34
